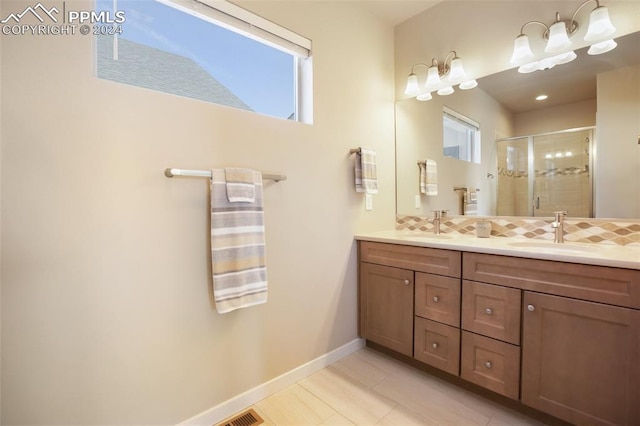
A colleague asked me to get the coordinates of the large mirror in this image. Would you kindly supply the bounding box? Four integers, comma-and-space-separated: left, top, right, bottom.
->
396, 31, 640, 219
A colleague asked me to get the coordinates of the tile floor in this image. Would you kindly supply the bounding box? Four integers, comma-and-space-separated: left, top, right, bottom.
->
246, 347, 547, 425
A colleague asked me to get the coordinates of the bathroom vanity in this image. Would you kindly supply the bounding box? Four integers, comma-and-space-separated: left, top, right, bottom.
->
356, 232, 640, 426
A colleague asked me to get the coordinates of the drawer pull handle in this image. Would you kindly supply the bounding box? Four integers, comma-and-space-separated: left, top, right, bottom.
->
432, 342, 439, 349
527, 304, 535, 312
433, 296, 440, 303
485, 361, 492, 369
485, 307, 493, 315
404, 279, 410, 285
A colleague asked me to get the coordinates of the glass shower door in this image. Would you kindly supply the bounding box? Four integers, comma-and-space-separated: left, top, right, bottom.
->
532, 129, 592, 217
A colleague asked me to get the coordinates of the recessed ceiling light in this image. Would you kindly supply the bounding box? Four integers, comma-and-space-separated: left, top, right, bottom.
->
536, 94, 548, 101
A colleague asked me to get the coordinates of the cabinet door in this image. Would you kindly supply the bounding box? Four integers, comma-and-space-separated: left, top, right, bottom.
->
360, 263, 414, 356
415, 273, 461, 327
522, 292, 640, 426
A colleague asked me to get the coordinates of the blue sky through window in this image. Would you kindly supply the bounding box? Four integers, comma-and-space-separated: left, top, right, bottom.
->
96, 0, 295, 119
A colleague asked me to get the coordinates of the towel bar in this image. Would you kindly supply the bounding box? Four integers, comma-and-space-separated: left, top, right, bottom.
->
164, 168, 287, 182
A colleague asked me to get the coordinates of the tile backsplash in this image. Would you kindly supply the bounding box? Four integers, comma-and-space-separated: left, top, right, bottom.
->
396, 215, 640, 247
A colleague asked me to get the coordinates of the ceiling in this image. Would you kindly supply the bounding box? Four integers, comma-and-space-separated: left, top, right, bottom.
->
359, 0, 443, 26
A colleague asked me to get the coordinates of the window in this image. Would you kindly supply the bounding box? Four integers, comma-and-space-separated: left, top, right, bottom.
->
443, 107, 480, 164
95, 0, 312, 122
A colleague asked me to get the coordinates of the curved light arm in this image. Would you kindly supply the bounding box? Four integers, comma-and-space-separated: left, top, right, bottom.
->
570, 0, 600, 30
409, 63, 430, 73
519, 20, 550, 36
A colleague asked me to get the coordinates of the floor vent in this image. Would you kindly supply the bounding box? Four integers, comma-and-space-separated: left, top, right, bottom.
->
217, 408, 263, 426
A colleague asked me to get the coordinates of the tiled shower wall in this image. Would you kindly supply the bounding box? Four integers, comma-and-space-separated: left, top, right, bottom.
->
396, 215, 640, 247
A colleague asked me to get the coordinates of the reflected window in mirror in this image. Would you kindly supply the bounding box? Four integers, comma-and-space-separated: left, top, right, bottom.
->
443, 107, 481, 164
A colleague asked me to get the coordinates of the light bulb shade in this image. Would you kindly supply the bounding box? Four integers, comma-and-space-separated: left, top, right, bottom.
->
416, 92, 433, 101
437, 86, 454, 96
588, 38, 617, 55
459, 79, 478, 90
545, 21, 572, 53
538, 56, 558, 70
551, 51, 577, 65
518, 61, 540, 74
447, 57, 466, 84
584, 6, 616, 41
425, 66, 441, 90
510, 34, 535, 65
404, 73, 420, 96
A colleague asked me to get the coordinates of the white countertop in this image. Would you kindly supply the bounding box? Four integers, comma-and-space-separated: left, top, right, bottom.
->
355, 230, 640, 270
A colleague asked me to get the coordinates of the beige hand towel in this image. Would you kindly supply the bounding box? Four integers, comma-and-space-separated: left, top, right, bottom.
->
225, 168, 255, 203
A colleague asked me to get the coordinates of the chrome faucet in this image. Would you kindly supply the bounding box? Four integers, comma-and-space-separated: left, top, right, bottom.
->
429, 210, 442, 235
551, 211, 567, 243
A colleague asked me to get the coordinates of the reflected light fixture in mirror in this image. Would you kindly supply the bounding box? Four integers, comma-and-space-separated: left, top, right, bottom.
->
404, 51, 478, 101
510, 0, 616, 74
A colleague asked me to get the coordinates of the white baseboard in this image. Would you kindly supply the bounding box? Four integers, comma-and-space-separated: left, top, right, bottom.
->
179, 338, 365, 426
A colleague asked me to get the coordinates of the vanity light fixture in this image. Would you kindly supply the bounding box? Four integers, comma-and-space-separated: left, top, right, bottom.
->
404, 51, 478, 101
510, 0, 616, 74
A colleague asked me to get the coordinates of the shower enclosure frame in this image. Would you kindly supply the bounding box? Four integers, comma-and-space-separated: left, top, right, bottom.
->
496, 126, 595, 218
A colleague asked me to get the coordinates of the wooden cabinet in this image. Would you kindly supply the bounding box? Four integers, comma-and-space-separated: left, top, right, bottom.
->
464, 252, 640, 424
359, 262, 414, 356
358, 240, 640, 425
522, 291, 640, 426
359, 241, 461, 363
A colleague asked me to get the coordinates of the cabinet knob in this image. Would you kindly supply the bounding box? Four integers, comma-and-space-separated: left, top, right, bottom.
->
485, 307, 493, 315
484, 361, 492, 369
432, 342, 439, 349
433, 296, 440, 303
527, 304, 535, 312
404, 279, 410, 285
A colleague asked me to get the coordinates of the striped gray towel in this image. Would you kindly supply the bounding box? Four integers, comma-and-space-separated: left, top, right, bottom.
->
210, 169, 267, 314
355, 147, 378, 194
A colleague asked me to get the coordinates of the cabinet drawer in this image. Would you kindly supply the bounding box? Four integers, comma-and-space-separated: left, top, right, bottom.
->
415, 273, 461, 327
414, 317, 460, 376
461, 331, 520, 400
462, 281, 521, 345
360, 241, 461, 277
463, 252, 640, 309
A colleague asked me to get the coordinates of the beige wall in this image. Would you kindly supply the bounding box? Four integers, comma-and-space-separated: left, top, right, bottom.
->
0, 18, 3, 424
514, 99, 596, 136
596, 63, 640, 218
0, 1, 396, 424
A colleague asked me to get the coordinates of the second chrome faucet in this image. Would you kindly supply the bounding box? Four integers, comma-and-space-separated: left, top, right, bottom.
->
429, 210, 447, 234
551, 211, 567, 243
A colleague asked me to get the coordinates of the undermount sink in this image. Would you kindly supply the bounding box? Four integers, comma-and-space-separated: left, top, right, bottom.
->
506, 241, 602, 254
403, 234, 453, 240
